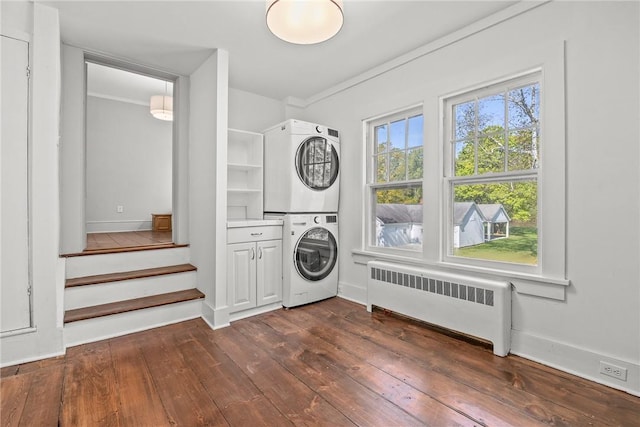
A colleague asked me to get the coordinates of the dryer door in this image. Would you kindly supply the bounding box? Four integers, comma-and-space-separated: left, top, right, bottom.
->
294, 227, 338, 281
296, 137, 339, 191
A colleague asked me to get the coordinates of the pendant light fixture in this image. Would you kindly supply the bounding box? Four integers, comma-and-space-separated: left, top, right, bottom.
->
266, 0, 344, 45
150, 81, 173, 121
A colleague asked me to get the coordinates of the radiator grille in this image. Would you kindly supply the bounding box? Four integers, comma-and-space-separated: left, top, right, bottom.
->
370, 266, 494, 307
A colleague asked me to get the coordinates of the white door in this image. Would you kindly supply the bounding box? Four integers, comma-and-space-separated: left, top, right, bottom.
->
227, 242, 257, 313
256, 239, 282, 306
1, 35, 31, 333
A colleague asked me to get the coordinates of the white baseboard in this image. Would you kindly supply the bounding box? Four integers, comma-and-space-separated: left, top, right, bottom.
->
229, 302, 283, 323
201, 301, 231, 330
511, 330, 640, 397
86, 220, 152, 233
337, 280, 367, 305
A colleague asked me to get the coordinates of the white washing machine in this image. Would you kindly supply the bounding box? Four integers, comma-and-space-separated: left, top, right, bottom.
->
266, 213, 339, 308
263, 119, 340, 213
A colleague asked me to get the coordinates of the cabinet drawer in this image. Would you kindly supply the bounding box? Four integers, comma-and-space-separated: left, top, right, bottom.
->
227, 225, 282, 244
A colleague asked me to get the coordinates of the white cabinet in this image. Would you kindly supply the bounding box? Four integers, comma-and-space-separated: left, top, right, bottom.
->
227, 224, 283, 314
227, 129, 263, 220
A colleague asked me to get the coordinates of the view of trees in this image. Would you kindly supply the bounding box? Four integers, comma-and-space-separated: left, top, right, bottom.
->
370, 83, 539, 262
374, 114, 424, 204
453, 83, 539, 225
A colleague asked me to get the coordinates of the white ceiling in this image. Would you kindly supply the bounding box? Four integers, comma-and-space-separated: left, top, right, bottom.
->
87, 62, 174, 105
45, 0, 518, 102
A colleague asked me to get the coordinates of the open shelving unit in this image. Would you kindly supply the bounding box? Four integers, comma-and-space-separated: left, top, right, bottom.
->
227, 128, 264, 220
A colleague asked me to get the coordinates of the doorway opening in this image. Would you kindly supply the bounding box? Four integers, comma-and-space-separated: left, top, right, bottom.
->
84, 61, 175, 252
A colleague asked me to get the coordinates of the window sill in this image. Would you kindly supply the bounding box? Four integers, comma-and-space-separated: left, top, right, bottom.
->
351, 249, 570, 301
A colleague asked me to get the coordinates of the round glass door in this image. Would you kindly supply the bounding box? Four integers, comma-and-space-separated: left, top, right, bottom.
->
296, 137, 339, 190
295, 227, 338, 281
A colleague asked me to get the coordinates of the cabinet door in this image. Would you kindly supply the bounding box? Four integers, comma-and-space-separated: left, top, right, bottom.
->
227, 242, 257, 313
1, 35, 31, 333
256, 239, 282, 306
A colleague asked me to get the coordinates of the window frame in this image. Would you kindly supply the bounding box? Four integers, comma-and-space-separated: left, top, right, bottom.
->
365, 105, 424, 256
442, 72, 543, 275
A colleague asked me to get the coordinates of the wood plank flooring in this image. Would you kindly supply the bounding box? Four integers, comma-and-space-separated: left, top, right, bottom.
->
85, 231, 173, 251
2, 297, 639, 426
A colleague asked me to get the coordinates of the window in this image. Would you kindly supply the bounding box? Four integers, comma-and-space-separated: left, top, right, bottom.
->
444, 73, 540, 268
366, 107, 424, 252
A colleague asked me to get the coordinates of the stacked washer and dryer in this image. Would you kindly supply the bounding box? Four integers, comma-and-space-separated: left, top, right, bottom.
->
263, 119, 340, 308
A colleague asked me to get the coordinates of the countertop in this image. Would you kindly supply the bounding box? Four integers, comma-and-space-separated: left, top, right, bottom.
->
227, 218, 284, 228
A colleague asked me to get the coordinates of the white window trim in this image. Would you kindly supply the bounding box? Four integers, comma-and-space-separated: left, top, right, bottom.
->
442, 71, 542, 276
356, 41, 568, 300
364, 104, 424, 257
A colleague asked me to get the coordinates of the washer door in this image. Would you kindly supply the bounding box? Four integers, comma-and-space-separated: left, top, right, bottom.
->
295, 227, 338, 281
296, 137, 339, 191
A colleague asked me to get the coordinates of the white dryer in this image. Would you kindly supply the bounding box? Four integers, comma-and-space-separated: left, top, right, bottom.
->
267, 213, 339, 308
264, 119, 340, 213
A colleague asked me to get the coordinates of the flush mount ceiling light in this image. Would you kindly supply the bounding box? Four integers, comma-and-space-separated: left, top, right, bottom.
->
266, 0, 344, 45
150, 81, 173, 121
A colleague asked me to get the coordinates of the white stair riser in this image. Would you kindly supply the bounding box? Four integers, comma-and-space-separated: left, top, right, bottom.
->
64, 272, 198, 310
66, 247, 190, 279
64, 299, 203, 348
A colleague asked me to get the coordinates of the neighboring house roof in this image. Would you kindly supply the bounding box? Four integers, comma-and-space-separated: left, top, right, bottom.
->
478, 203, 511, 222
376, 204, 422, 224
453, 202, 478, 226
377, 202, 510, 225
454, 202, 510, 226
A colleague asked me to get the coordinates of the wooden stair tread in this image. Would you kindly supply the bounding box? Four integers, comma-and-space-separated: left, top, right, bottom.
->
66, 263, 197, 288
64, 289, 204, 323
61, 243, 189, 258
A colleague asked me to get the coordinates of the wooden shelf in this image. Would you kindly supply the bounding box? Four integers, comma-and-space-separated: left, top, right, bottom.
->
227, 188, 262, 193
227, 129, 264, 220
228, 163, 262, 171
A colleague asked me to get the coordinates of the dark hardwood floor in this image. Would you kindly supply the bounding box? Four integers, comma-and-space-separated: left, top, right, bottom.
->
2, 298, 638, 426
85, 230, 173, 251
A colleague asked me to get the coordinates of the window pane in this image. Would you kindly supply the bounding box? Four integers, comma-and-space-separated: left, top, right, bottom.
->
508, 129, 540, 171
454, 140, 474, 176
389, 149, 406, 182
454, 101, 475, 140
477, 133, 505, 174
375, 124, 388, 153
407, 115, 424, 148
407, 147, 423, 179
373, 186, 423, 251
390, 119, 406, 150
452, 180, 537, 265
376, 154, 387, 183
477, 94, 505, 132
508, 84, 539, 129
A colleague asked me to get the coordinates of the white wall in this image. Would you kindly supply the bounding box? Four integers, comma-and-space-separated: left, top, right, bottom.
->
0, 3, 65, 366
189, 50, 230, 328
297, 1, 640, 395
59, 44, 85, 253
229, 87, 284, 132
85, 96, 172, 232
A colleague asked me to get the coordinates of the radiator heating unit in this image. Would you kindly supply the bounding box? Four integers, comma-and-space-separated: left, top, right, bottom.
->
367, 261, 511, 356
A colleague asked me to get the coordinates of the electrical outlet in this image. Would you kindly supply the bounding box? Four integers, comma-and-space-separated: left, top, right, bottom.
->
116, 205, 124, 213
599, 361, 627, 381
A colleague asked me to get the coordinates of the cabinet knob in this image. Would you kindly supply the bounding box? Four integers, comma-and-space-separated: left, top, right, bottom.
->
258, 248, 263, 259
250, 247, 255, 260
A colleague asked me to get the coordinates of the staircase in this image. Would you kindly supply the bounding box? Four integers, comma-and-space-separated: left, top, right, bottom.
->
62, 245, 204, 347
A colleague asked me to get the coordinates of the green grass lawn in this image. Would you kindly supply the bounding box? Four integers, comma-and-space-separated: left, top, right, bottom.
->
453, 226, 537, 265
